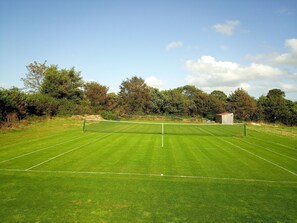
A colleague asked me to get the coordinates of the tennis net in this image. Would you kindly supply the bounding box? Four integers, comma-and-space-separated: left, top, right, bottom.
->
83, 119, 246, 137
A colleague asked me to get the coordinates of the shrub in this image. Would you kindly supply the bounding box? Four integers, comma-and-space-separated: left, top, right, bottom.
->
0, 87, 26, 122
99, 110, 119, 120
25, 94, 59, 116
56, 99, 93, 116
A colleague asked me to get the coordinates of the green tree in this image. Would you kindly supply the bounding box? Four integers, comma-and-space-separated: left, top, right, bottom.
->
149, 88, 165, 114
178, 86, 224, 118
190, 92, 224, 119
118, 76, 151, 114
263, 89, 290, 124
106, 93, 119, 112
41, 66, 84, 102
21, 61, 48, 93
253, 95, 267, 121
162, 86, 224, 118
85, 82, 109, 107
286, 100, 297, 126
210, 90, 228, 102
207, 95, 225, 118
163, 88, 189, 116
227, 88, 256, 121
178, 85, 202, 116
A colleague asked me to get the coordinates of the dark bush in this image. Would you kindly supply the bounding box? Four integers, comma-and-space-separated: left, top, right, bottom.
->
56, 99, 93, 116
25, 94, 59, 116
0, 87, 26, 122
99, 110, 119, 120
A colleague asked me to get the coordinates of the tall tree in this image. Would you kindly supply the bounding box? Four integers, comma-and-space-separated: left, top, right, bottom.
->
118, 76, 151, 114
149, 88, 165, 114
264, 89, 290, 124
21, 61, 48, 93
163, 88, 189, 115
177, 85, 202, 116
286, 100, 297, 126
41, 65, 84, 102
207, 95, 225, 117
84, 82, 109, 107
227, 88, 256, 121
106, 93, 119, 111
210, 90, 228, 103
253, 95, 267, 121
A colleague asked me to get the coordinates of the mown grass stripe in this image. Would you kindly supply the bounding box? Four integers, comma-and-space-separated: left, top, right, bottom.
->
25, 133, 114, 171
0, 134, 93, 164
203, 128, 297, 177
247, 129, 297, 150
237, 138, 297, 162
0, 130, 77, 150
24, 123, 142, 171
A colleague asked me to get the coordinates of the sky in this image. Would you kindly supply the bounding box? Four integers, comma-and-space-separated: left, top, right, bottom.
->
0, 0, 297, 100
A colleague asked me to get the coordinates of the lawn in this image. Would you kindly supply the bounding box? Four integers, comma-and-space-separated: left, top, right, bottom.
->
0, 118, 297, 222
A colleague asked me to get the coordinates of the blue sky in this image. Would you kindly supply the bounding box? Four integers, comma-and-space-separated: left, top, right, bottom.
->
1, 0, 297, 100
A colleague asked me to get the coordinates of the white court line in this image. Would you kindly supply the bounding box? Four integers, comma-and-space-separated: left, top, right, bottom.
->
249, 135, 297, 151
224, 140, 297, 177
25, 123, 138, 171
1, 168, 297, 184
198, 128, 297, 177
237, 139, 297, 162
0, 134, 94, 164
25, 133, 113, 171
0, 131, 78, 150
276, 142, 297, 150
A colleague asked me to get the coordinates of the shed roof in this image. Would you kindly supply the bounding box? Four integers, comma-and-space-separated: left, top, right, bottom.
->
216, 112, 233, 116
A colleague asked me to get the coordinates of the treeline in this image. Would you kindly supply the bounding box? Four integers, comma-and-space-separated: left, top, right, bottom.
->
1, 61, 297, 125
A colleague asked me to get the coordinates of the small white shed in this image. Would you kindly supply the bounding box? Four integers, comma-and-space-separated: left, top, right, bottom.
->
215, 112, 234, 124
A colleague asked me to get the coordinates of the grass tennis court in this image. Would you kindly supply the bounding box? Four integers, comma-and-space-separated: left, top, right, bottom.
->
1, 118, 297, 222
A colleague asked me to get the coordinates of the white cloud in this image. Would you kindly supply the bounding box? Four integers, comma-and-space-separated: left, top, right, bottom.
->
212, 20, 240, 36
247, 38, 297, 67
145, 76, 163, 88
185, 53, 297, 99
166, 41, 183, 51
285, 38, 297, 53
185, 56, 283, 87
239, 82, 251, 91
279, 83, 297, 93
272, 39, 297, 66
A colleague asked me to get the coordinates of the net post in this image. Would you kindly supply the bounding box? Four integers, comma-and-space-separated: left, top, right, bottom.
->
161, 123, 164, 147
244, 123, 247, 137
83, 119, 86, 132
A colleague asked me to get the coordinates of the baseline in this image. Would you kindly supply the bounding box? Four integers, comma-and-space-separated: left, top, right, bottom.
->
1, 168, 297, 185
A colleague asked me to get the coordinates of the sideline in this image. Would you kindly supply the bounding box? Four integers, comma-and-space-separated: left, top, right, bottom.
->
0, 133, 96, 164
198, 128, 297, 177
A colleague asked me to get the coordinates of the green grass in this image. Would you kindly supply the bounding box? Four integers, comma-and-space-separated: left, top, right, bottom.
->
0, 118, 297, 222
